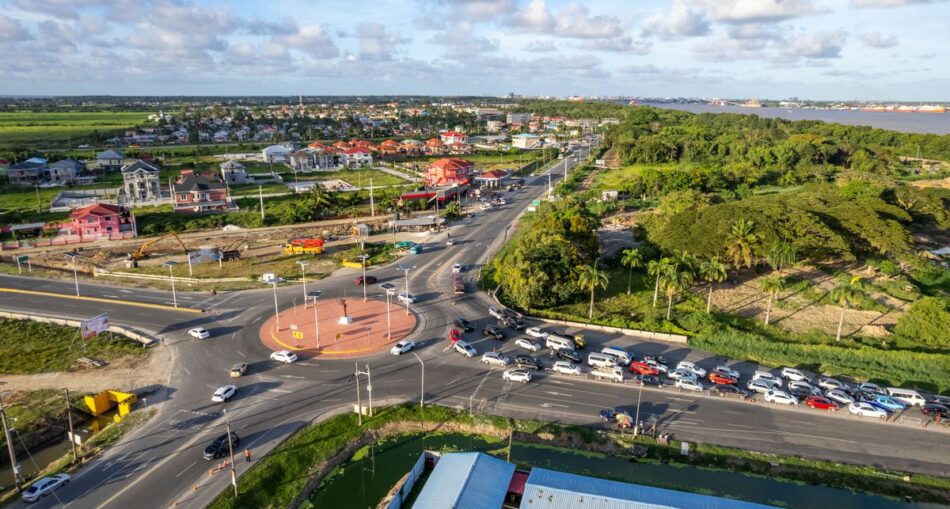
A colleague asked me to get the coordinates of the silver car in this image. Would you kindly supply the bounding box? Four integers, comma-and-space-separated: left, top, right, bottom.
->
481, 351, 511, 367
22, 474, 70, 503
503, 369, 532, 383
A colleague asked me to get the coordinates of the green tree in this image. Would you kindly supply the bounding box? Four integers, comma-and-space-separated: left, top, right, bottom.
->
620, 248, 642, 295
830, 276, 866, 341
442, 201, 461, 220
894, 297, 950, 349
766, 240, 797, 275
647, 257, 674, 308
760, 275, 786, 326
699, 257, 727, 314
660, 268, 694, 320
725, 218, 760, 270
578, 264, 609, 321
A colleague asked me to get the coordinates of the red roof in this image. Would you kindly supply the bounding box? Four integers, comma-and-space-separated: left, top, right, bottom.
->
340, 147, 370, 155
441, 131, 467, 137
429, 158, 473, 172
507, 471, 529, 496
425, 138, 444, 146
479, 170, 508, 180
308, 141, 325, 149
69, 203, 123, 219
380, 139, 400, 148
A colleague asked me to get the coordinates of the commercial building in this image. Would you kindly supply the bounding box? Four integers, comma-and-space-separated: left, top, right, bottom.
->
412, 452, 514, 509
512, 133, 542, 149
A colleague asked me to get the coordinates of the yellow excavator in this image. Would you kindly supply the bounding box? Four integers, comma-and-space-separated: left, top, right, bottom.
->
128, 231, 189, 261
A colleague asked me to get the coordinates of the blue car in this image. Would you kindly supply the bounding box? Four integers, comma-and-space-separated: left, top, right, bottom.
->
867, 394, 906, 413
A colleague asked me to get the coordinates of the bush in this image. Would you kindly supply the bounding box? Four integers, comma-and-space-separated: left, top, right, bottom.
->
894, 297, 950, 350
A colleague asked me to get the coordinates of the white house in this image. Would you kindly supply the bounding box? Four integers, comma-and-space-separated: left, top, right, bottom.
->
439, 131, 468, 145
512, 133, 542, 149
220, 160, 249, 185
338, 148, 372, 168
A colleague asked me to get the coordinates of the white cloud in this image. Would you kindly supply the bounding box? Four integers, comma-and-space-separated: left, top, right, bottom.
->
851, 0, 943, 7
508, 0, 554, 31
580, 37, 652, 54
444, 0, 516, 20
523, 39, 557, 52
0, 15, 32, 41
355, 22, 409, 61
429, 23, 499, 59
779, 30, 846, 59
275, 23, 340, 59
860, 31, 898, 48
695, 0, 820, 22
507, 0, 625, 39
642, 0, 710, 38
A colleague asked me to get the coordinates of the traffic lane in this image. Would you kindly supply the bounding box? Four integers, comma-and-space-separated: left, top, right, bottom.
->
0, 274, 212, 308
0, 290, 195, 332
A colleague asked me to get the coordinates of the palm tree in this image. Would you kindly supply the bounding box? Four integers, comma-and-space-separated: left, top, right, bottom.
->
760, 275, 786, 325
672, 249, 697, 272
620, 248, 643, 295
647, 258, 673, 308
830, 276, 866, 342
699, 257, 728, 314
578, 264, 609, 321
725, 218, 760, 270
660, 268, 694, 320
766, 240, 797, 276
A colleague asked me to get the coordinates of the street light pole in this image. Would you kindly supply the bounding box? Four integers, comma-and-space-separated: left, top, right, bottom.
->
634, 380, 644, 436
223, 409, 238, 498
385, 289, 395, 340
308, 291, 322, 349
398, 265, 414, 315
65, 252, 80, 296
297, 260, 309, 304
359, 255, 369, 302
0, 393, 21, 493
271, 281, 280, 329
163, 261, 178, 308
412, 352, 424, 408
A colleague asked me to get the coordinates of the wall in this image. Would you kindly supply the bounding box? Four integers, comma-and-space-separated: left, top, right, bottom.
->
378, 451, 429, 509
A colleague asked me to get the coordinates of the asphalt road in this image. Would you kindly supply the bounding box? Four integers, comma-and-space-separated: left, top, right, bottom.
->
2, 141, 948, 508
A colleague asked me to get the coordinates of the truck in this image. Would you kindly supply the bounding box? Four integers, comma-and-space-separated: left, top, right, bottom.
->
283, 237, 324, 255
453, 275, 465, 295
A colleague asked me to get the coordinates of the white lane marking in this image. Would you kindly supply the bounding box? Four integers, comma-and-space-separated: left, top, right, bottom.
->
236, 349, 245, 357
539, 402, 569, 409
723, 410, 746, 415
280, 375, 305, 379
726, 423, 754, 429
790, 420, 814, 425
180, 366, 191, 376
271, 389, 293, 393
543, 391, 573, 398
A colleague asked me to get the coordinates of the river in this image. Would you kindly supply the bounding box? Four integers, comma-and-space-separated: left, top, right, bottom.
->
307, 433, 946, 509
643, 103, 950, 135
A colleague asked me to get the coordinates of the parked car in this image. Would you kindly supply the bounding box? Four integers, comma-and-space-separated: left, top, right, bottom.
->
270, 350, 298, 364
630, 361, 660, 376
452, 263, 462, 273
886, 387, 927, 407
230, 362, 248, 378
634, 374, 664, 387
515, 354, 543, 370
787, 380, 821, 396
500, 316, 526, 331
188, 327, 210, 339
748, 379, 775, 394
805, 395, 837, 411
752, 371, 782, 387
714, 365, 741, 379
765, 389, 798, 405
21, 474, 70, 503
514, 338, 541, 352
482, 351, 511, 367
857, 382, 884, 394
525, 327, 548, 339
454, 340, 477, 358
825, 389, 855, 405
552, 361, 583, 376
667, 368, 696, 382
555, 349, 582, 363
203, 432, 240, 460
780, 367, 810, 382
788, 387, 814, 400
354, 275, 377, 286
711, 384, 749, 399
644, 358, 669, 374
591, 366, 624, 383
482, 325, 507, 340
503, 369, 532, 384
675, 379, 704, 392
708, 371, 738, 385
921, 404, 950, 419
866, 393, 906, 413
817, 377, 846, 391
454, 317, 475, 332
488, 305, 506, 320
212, 385, 237, 403
676, 361, 707, 378
390, 340, 416, 355
448, 328, 462, 343
927, 395, 950, 407
849, 402, 887, 419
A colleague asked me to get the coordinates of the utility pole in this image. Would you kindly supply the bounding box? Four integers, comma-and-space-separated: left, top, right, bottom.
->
309, 291, 322, 348
359, 255, 369, 302
64, 389, 78, 464
354, 362, 363, 426
297, 260, 309, 303
223, 409, 238, 498
65, 252, 80, 296
258, 185, 265, 221
412, 352, 424, 408
271, 281, 280, 329
398, 265, 414, 315
0, 393, 21, 493
355, 364, 373, 417
634, 381, 644, 437
369, 177, 375, 217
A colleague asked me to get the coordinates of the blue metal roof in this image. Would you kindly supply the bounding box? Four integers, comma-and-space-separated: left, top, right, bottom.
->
519, 468, 779, 509
412, 452, 515, 509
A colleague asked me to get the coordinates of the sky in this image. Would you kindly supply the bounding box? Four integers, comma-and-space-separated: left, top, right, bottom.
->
0, 0, 947, 100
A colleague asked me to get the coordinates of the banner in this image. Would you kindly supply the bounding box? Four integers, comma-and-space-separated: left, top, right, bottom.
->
81, 313, 110, 339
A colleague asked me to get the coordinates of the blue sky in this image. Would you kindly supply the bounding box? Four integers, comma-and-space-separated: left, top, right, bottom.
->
0, 0, 946, 100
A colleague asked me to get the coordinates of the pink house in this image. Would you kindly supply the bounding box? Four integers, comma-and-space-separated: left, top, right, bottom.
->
68, 203, 134, 240
172, 169, 235, 213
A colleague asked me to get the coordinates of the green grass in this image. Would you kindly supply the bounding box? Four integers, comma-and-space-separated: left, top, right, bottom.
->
0, 319, 148, 374
0, 111, 151, 148
279, 168, 408, 187
228, 183, 290, 197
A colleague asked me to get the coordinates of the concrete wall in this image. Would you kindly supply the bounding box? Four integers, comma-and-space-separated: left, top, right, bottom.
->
378, 451, 429, 509
0, 310, 159, 347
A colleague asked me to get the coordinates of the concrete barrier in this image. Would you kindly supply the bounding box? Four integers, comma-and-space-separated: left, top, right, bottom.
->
0, 310, 160, 347
95, 269, 248, 284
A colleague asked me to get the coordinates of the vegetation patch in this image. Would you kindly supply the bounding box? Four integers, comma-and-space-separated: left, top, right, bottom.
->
0, 319, 147, 374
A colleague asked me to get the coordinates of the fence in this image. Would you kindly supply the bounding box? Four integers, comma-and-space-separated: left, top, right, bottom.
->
1, 232, 137, 250
0, 310, 159, 347
379, 451, 432, 509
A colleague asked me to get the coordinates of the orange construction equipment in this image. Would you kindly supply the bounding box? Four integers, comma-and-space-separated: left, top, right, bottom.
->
84, 390, 137, 418
129, 231, 189, 260
283, 237, 324, 255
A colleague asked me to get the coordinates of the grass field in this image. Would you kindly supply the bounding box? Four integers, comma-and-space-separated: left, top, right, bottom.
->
0, 111, 151, 148
279, 168, 408, 187
0, 318, 148, 374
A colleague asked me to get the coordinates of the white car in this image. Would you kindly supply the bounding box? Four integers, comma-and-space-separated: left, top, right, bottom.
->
188, 327, 210, 339
714, 365, 741, 379
452, 263, 462, 273
675, 379, 704, 392
397, 292, 417, 305
781, 367, 810, 382
552, 361, 583, 376
270, 350, 298, 364
525, 327, 549, 339
212, 384, 237, 403
752, 372, 782, 387
747, 379, 775, 394
765, 389, 798, 405
825, 389, 855, 405
482, 351, 511, 367
818, 377, 845, 391
390, 340, 416, 355
645, 359, 669, 373
667, 368, 696, 382
515, 338, 541, 352
676, 361, 707, 378
503, 369, 532, 383
454, 340, 477, 358
21, 474, 70, 503
849, 401, 887, 418
787, 380, 821, 396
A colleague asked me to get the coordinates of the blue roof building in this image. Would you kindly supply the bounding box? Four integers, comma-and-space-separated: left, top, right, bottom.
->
411, 452, 515, 509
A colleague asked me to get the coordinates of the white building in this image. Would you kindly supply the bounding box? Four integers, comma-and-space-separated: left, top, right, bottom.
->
512, 133, 542, 149
338, 148, 372, 168
261, 144, 292, 163
220, 160, 249, 185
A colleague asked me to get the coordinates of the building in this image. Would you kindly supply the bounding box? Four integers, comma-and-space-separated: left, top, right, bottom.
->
474, 169, 510, 188
486, 119, 504, 132
507, 112, 531, 124
171, 169, 234, 213
400, 139, 424, 155
289, 148, 336, 171
67, 203, 134, 240
440, 131, 469, 145
96, 149, 124, 171
6, 157, 48, 186
339, 147, 372, 168
261, 144, 292, 163
425, 157, 474, 187
220, 160, 249, 185
121, 160, 163, 204
49, 159, 87, 185
424, 138, 447, 155
512, 133, 542, 149
412, 453, 514, 509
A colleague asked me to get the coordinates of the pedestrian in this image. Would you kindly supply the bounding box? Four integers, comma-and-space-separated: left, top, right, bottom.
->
161, 337, 166, 347
244, 449, 251, 463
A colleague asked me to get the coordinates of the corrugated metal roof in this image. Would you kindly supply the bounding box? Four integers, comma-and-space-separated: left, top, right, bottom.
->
519, 468, 779, 509
412, 452, 514, 509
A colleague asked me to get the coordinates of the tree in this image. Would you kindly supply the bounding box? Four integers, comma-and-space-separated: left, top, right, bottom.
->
647, 257, 673, 308
578, 264, 609, 321
699, 257, 727, 314
442, 201, 461, 220
725, 218, 760, 270
766, 240, 797, 275
830, 276, 866, 341
660, 268, 694, 320
620, 248, 642, 295
894, 297, 950, 349
760, 275, 786, 325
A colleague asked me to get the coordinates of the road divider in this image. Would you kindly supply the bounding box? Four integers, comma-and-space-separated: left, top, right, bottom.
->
0, 287, 203, 314
0, 309, 162, 347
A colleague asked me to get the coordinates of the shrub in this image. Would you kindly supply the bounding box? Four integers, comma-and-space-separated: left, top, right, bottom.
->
894, 297, 950, 350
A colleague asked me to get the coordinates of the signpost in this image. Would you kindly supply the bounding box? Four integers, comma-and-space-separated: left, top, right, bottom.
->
15, 255, 30, 274
80, 313, 110, 339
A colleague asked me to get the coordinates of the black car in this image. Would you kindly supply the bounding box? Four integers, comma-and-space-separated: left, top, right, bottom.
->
203, 432, 240, 460
599, 408, 618, 422
788, 387, 813, 400
454, 317, 475, 333
500, 316, 526, 331
927, 395, 950, 407
711, 384, 749, 399
482, 325, 507, 340
555, 348, 582, 363
921, 404, 950, 418
515, 355, 543, 370
635, 374, 664, 387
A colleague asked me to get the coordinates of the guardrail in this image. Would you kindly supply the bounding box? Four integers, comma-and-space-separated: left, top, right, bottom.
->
94, 269, 249, 284
0, 309, 159, 347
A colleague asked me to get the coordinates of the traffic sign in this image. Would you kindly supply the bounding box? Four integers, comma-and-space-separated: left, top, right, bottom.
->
16, 255, 29, 262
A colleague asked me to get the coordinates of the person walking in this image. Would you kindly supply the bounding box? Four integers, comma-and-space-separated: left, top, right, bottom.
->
244, 449, 251, 463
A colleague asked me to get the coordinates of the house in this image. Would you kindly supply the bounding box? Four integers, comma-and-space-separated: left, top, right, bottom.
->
425, 158, 474, 187
339, 147, 372, 168
121, 160, 163, 204
261, 144, 292, 163
507, 112, 531, 124
440, 131, 468, 145
512, 133, 542, 149
49, 159, 87, 185
96, 149, 124, 171
289, 148, 336, 171
6, 157, 48, 186
474, 169, 510, 188
67, 203, 134, 240
400, 139, 424, 155
378, 139, 401, 155
485, 119, 503, 132
220, 160, 249, 185
424, 138, 446, 155
171, 169, 235, 213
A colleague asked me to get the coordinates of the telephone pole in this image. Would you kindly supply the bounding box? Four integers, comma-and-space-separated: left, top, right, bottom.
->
356, 364, 373, 417
0, 393, 21, 493
354, 363, 363, 426
224, 409, 238, 498
65, 389, 78, 464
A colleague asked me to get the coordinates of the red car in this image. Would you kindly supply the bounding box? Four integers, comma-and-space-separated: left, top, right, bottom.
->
708, 371, 738, 385
629, 361, 659, 376
448, 328, 462, 343
354, 276, 378, 286
805, 395, 837, 411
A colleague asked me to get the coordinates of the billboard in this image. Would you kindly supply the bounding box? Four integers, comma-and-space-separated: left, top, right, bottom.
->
81, 313, 110, 339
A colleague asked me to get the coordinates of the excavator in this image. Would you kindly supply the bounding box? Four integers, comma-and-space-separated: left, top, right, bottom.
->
128, 231, 189, 261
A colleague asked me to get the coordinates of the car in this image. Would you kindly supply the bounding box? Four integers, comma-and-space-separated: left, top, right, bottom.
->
514, 338, 541, 352
866, 393, 906, 413
675, 379, 704, 392
500, 315, 526, 330
667, 368, 696, 382
921, 404, 950, 418
805, 395, 838, 410
454, 317, 475, 332
747, 379, 776, 394
857, 382, 884, 394
397, 292, 417, 305
928, 395, 950, 406
849, 401, 887, 419
270, 350, 298, 364
448, 328, 463, 343
765, 389, 798, 405
780, 367, 810, 382
452, 263, 462, 273
482, 325, 507, 340
454, 340, 477, 358
212, 384, 237, 403
788, 387, 814, 400
630, 361, 660, 376
817, 377, 846, 391
503, 369, 532, 384
390, 340, 416, 355
482, 351, 511, 367
21, 474, 70, 503
188, 327, 210, 339
825, 389, 855, 405
714, 365, 741, 379
354, 275, 377, 286
525, 327, 549, 339
708, 371, 738, 385
571, 334, 586, 349
676, 361, 706, 378
599, 408, 619, 422
488, 305, 506, 320
711, 384, 749, 399
203, 432, 240, 460
552, 361, 583, 376
752, 371, 782, 387
555, 348, 582, 363
515, 354, 543, 370
787, 380, 821, 396
635, 374, 664, 387
230, 362, 248, 378
446, 238, 455, 246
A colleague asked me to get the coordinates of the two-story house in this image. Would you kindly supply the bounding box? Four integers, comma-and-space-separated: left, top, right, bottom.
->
338, 147, 372, 168
220, 160, 249, 185
121, 160, 163, 204
67, 203, 134, 240
6, 157, 48, 186
49, 159, 87, 185
424, 158, 474, 187
172, 170, 236, 213
96, 149, 124, 171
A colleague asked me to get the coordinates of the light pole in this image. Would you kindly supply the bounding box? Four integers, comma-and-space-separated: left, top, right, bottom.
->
297, 260, 309, 304
65, 252, 80, 296
223, 409, 238, 498
411, 352, 425, 408
358, 254, 369, 302
308, 290, 322, 348
634, 380, 644, 436
385, 288, 395, 340
398, 265, 414, 315
271, 281, 280, 329
163, 261, 178, 308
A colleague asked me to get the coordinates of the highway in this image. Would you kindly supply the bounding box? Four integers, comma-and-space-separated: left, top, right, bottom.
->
1, 142, 947, 508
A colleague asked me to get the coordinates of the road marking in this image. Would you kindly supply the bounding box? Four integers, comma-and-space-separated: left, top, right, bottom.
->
180, 366, 190, 376
539, 402, 569, 409
236, 349, 245, 357
174, 460, 197, 479
299, 362, 320, 367
726, 423, 754, 429
790, 420, 813, 425
251, 316, 263, 323
280, 375, 305, 379
543, 391, 573, 398
271, 389, 293, 393
723, 410, 746, 415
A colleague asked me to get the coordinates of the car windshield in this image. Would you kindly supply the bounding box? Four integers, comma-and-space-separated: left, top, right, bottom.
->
25, 486, 39, 494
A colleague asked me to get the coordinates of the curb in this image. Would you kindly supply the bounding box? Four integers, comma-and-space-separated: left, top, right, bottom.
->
0, 287, 203, 314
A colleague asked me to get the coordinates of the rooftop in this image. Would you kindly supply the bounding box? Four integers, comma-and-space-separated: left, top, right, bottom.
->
412, 452, 515, 509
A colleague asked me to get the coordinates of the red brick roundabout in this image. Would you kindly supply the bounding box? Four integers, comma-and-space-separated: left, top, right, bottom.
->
259, 296, 417, 359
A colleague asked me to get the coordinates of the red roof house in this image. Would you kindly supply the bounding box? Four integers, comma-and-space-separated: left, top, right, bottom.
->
68, 203, 134, 239
425, 158, 474, 187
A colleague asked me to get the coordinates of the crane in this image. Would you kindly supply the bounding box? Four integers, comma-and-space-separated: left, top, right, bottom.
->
128, 231, 189, 260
